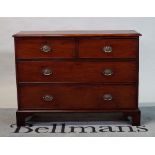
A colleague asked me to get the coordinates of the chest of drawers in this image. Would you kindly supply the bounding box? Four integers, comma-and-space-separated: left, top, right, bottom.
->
13, 30, 141, 126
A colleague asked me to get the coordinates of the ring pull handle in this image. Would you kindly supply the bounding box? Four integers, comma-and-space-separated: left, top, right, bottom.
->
103, 46, 112, 53
41, 45, 51, 53
43, 95, 53, 102
102, 69, 113, 76
103, 94, 113, 101
42, 68, 52, 76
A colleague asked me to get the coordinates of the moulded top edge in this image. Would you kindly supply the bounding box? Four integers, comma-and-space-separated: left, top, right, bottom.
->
13, 30, 142, 37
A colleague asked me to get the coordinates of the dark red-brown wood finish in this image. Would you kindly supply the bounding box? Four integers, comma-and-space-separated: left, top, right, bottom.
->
13, 30, 141, 126
18, 84, 137, 110
17, 61, 137, 83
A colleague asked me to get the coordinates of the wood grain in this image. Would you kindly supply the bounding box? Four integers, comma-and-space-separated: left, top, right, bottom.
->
13, 30, 142, 37
79, 38, 138, 58
15, 37, 75, 58
17, 60, 137, 83
18, 84, 137, 110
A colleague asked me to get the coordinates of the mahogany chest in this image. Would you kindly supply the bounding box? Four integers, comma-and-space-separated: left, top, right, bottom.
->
13, 30, 141, 126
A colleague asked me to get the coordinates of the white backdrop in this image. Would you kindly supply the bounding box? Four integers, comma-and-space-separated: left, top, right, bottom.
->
0, 17, 155, 108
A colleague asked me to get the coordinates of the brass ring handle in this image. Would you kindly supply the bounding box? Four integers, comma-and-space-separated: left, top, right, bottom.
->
41, 45, 51, 53
102, 69, 113, 76
103, 94, 113, 101
42, 68, 52, 76
43, 95, 53, 102
103, 46, 112, 53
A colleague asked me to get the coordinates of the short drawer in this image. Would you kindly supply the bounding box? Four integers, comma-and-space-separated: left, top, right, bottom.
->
18, 84, 137, 110
17, 61, 137, 83
79, 38, 138, 58
15, 37, 75, 58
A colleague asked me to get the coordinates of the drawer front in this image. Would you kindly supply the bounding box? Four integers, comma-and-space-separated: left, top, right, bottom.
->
15, 38, 75, 58
18, 84, 137, 110
17, 61, 137, 83
79, 38, 138, 58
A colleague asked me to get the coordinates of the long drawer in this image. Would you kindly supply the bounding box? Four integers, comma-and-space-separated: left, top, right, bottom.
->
17, 61, 137, 83
15, 37, 75, 59
18, 84, 137, 110
79, 38, 138, 58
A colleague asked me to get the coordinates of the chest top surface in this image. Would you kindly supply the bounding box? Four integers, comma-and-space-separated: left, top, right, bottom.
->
13, 30, 141, 37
